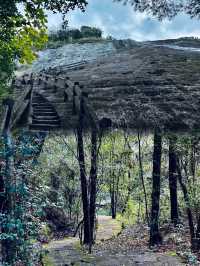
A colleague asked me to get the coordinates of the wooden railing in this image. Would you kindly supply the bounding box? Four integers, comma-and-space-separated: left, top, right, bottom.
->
7, 72, 100, 131
1, 99, 15, 133
71, 81, 98, 130
11, 84, 33, 129
1, 78, 33, 131
37, 72, 99, 129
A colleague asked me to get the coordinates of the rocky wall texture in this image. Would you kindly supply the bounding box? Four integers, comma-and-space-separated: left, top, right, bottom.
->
10, 44, 200, 133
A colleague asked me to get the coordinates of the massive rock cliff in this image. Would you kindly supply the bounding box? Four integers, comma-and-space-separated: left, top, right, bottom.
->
8, 43, 200, 133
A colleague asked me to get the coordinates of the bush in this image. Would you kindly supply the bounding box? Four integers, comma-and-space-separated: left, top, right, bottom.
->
80, 26, 102, 38
48, 26, 102, 44
117, 199, 141, 227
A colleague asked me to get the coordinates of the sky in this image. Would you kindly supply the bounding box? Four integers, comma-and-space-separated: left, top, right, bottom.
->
47, 0, 200, 41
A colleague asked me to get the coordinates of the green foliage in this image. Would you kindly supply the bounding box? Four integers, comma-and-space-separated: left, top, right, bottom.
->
13, 27, 48, 64
117, 199, 141, 226
98, 131, 152, 222
39, 223, 52, 243
42, 254, 54, 266
30, 135, 82, 229
0, 0, 88, 98
48, 25, 103, 46
0, 133, 47, 265
81, 26, 102, 38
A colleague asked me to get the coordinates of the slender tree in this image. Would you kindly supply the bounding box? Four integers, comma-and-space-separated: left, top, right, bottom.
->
138, 132, 149, 225
150, 129, 162, 246
168, 137, 179, 225
89, 126, 98, 244
1, 99, 17, 264
176, 157, 196, 250
77, 96, 91, 245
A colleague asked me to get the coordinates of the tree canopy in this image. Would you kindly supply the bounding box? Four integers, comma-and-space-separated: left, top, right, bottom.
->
114, 0, 200, 20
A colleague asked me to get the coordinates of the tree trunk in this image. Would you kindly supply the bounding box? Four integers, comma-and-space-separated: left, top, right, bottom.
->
190, 138, 196, 183
89, 127, 98, 243
168, 138, 179, 225
0, 163, 5, 211
110, 172, 117, 219
149, 129, 162, 246
176, 158, 196, 250
122, 170, 131, 215
138, 132, 149, 225
195, 215, 200, 251
110, 189, 116, 219
1, 99, 17, 264
77, 97, 91, 245
2, 133, 17, 264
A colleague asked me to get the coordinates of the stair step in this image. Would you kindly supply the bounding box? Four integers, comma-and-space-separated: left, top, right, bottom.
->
33, 111, 57, 115
32, 101, 51, 104
32, 98, 48, 100
33, 115, 59, 119
32, 96, 44, 99
33, 104, 52, 107
30, 93, 61, 131
32, 104, 52, 107
33, 103, 52, 107
32, 119, 60, 125
33, 108, 54, 111
32, 101, 48, 104
29, 124, 60, 131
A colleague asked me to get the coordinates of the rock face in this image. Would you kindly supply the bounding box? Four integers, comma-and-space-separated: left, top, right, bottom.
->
9, 44, 200, 133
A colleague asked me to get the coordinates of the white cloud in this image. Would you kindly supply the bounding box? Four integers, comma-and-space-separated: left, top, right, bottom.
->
47, 0, 200, 41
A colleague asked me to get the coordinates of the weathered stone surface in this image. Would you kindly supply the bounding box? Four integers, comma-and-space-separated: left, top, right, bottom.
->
11, 44, 200, 133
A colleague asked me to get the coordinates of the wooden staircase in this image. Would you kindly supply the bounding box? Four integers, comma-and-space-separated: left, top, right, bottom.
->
29, 92, 61, 131
6, 72, 97, 132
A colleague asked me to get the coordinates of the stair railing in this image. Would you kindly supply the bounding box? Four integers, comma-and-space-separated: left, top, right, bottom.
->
27, 80, 34, 127
1, 99, 15, 134
1, 77, 34, 130
70, 80, 99, 130
15, 73, 99, 131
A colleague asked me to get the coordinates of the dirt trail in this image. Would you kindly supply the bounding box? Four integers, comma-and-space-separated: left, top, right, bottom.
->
44, 216, 185, 266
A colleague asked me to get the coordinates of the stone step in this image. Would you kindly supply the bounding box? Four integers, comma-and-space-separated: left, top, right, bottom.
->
32, 119, 60, 125
30, 93, 61, 131
33, 111, 57, 115
33, 115, 59, 120
33, 107, 54, 111
32, 100, 49, 104
32, 97, 47, 103
32, 99, 50, 103
32, 99, 46, 102
32, 104, 52, 108
32, 102, 52, 105
29, 124, 60, 131
32, 96, 44, 99
32, 101, 51, 105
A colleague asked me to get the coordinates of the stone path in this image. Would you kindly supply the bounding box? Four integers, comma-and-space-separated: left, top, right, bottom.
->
43, 216, 185, 266
96, 215, 121, 242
